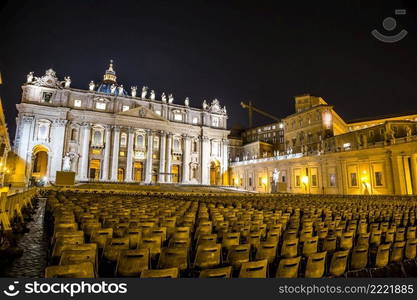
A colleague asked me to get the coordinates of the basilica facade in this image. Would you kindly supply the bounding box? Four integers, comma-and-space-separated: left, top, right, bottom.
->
12, 62, 229, 186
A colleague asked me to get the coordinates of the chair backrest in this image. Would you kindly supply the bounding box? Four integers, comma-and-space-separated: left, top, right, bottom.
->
329, 249, 349, 277
281, 238, 299, 258
158, 247, 188, 271
305, 251, 327, 278
140, 267, 179, 278
339, 232, 354, 250
390, 241, 405, 263
45, 262, 95, 278
222, 232, 240, 249
375, 243, 391, 268
239, 259, 268, 278
227, 244, 251, 269
406, 226, 416, 240
199, 266, 232, 278
350, 245, 368, 270
405, 238, 417, 260
302, 236, 318, 257
116, 248, 149, 277
194, 244, 221, 269
197, 234, 218, 247
90, 228, 113, 249
255, 242, 277, 263
103, 237, 130, 262
356, 232, 370, 247
276, 256, 300, 278
322, 235, 337, 253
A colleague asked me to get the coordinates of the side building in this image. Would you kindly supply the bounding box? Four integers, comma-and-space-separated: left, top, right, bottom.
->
230, 95, 417, 195
12, 61, 230, 186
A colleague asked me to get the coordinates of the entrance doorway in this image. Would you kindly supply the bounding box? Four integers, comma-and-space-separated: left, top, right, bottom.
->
32, 145, 49, 180
210, 160, 221, 185
134, 162, 143, 182
172, 165, 180, 183
89, 159, 101, 180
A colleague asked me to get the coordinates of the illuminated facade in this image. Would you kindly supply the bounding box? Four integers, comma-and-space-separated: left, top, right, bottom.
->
230, 95, 417, 195
12, 62, 229, 186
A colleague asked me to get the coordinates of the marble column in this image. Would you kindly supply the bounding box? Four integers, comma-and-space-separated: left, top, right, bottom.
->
17, 116, 34, 184
158, 131, 166, 183
125, 128, 135, 181
100, 125, 112, 181
50, 119, 68, 181
221, 138, 229, 185
201, 136, 210, 185
110, 126, 120, 181
144, 129, 154, 183
410, 154, 417, 195
165, 133, 173, 183
79, 122, 91, 180
182, 135, 191, 183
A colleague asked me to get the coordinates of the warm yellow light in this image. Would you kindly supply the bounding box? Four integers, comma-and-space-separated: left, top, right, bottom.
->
261, 177, 268, 185
301, 176, 309, 185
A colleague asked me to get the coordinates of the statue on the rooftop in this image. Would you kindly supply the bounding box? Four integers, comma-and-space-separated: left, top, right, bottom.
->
110, 84, 116, 94
118, 85, 124, 95
184, 97, 190, 107
27, 72, 34, 83
141, 86, 148, 99
131, 86, 137, 97
150, 90, 156, 100
168, 94, 174, 104
89, 81, 95, 91
202, 100, 208, 110
161, 92, 167, 103
64, 76, 71, 88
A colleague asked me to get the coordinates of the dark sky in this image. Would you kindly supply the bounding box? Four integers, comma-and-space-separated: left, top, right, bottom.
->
1, 0, 417, 141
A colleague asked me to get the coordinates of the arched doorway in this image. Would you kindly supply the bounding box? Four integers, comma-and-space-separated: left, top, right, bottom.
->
32, 145, 49, 180
210, 160, 221, 185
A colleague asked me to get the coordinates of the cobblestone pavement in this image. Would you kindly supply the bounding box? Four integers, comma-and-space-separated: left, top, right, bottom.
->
0, 198, 48, 277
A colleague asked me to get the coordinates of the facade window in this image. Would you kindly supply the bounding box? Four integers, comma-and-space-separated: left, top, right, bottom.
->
37, 121, 50, 140
122, 105, 130, 112
192, 140, 198, 152
136, 134, 144, 147
42, 92, 53, 103
258, 177, 263, 187
70, 128, 77, 140
174, 113, 183, 121
74, 99, 82, 107
153, 136, 159, 150
93, 130, 103, 146
173, 138, 180, 151
120, 133, 127, 147
212, 117, 219, 127
329, 174, 336, 187
295, 175, 301, 187
375, 171, 383, 186
192, 117, 199, 124
96, 102, 106, 110
248, 177, 252, 187
155, 110, 161, 116
211, 140, 219, 156
350, 173, 358, 187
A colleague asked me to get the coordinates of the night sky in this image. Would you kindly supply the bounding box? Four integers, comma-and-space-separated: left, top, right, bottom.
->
1, 0, 416, 141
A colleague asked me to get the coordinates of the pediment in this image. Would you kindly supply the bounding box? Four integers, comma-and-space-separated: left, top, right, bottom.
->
118, 105, 167, 121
